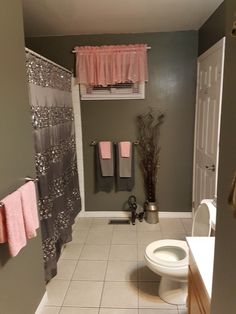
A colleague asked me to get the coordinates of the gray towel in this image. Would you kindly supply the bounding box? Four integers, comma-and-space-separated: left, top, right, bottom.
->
116, 144, 135, 191
118, 143, 132, 177
95, 144, 114, 192
99, 142, 114, 176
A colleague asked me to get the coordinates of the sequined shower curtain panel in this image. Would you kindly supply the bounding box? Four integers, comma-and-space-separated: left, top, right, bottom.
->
26, 49, 81, 281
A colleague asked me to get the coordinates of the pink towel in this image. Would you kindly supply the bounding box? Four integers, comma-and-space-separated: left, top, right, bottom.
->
1, 191, 26, 257
0, 205, 7, 243
18, 181, 39, 239
120, 141, 131, 158
99, 141, 112, 159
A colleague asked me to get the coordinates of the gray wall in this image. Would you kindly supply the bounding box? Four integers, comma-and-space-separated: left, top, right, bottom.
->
211, 0, 236, 312
26, 31, 198, 212
0, 2, 45, 313
198, 2, 225, 56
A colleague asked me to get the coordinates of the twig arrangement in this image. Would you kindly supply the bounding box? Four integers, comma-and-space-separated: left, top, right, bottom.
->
137, 108, 164, 203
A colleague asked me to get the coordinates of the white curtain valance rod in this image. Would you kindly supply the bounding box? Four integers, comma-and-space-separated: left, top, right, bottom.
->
25, 47, 72, 74
72, 46, 151, 53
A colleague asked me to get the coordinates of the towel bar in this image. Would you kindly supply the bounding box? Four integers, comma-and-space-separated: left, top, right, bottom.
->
90, 140, 139, 146
0, 177, 38, 208
25, 176, 39, 182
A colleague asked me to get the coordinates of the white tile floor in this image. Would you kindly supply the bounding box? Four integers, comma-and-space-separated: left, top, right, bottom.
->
41, 217, 191, 314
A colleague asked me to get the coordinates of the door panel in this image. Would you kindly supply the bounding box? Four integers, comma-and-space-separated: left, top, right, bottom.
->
193, 38, 225, 211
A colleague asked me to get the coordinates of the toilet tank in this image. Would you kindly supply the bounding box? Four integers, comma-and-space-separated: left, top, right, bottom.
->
191, 199, 216, 236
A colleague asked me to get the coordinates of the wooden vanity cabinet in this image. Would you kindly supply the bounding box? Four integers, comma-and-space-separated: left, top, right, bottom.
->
188, 251, 210, 314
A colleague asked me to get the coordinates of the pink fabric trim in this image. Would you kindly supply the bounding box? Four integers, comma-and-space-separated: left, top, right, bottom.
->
99, 141, 112, 159
75, 44, 148, 86
1, 191, 26, 257
120, 141, 131, 158
0, 206, 7, 243
18, 182, 39, 239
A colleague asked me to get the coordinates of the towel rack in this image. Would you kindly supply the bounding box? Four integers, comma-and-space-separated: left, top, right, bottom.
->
89, 140, 140, 146
0, 177, 38, 208
25, 176, 39, 182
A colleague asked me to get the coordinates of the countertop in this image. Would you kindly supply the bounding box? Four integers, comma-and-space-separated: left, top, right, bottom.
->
186, 237, 215, 299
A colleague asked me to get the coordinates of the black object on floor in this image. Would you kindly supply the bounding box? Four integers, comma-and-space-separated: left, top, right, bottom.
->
109, 219, 130, 225
128, 195, 144, 225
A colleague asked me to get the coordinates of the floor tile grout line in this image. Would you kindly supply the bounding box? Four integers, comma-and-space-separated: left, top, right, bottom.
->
136, 227, 140, 283
45, 218, 93, 312
180, 217, 192, 237
70, 218, 101, 278
158, 218, 165, 239
46, 222, 84, 309
98, 220, 115, 309
85, 219, 114, 246
97, 263, 109, 306
45, 278, 71, 310
160, 218, 190, 239
73, 227, 91, 244
78, 220, 91, 245
57, 260, 81, 309
179, 218, 188, 236
68, 243, 85, 280
49, 218, 189, 313
58, 218, 89, 309
138, 279, 141, 309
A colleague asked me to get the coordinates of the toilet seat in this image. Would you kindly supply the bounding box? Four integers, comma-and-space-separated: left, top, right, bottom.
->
145, 239, 189, 268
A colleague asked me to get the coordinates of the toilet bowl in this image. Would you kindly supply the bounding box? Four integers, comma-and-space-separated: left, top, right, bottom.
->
144, 199, 216, 305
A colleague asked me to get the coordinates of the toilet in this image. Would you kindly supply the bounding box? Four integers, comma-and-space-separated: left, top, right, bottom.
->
144, 199, 216, 305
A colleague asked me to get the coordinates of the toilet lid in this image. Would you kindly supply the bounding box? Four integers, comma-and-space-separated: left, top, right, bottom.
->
192, 200, 216, 236
145, 239, 189, 268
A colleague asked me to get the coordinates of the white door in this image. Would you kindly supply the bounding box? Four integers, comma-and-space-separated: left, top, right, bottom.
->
193, 38, 225, 212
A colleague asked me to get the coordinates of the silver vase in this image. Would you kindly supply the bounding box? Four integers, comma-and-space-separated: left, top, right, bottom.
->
145, 202, 159, 224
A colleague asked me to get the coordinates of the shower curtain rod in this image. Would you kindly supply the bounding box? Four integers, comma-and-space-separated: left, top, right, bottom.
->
72, 46, 151, 53
25, 47, 72, 74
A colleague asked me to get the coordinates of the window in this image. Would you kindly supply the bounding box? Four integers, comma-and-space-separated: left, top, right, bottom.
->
75, 44, 148, 100
80, 81, 145, 100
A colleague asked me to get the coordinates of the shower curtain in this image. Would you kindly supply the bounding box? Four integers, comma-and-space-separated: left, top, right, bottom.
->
25, 49, 81, 281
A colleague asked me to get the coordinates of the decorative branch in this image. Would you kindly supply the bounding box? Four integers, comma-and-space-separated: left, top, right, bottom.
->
137, 108, 165, 203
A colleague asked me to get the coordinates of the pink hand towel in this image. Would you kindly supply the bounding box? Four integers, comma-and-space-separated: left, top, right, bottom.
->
120, 141, 131, 158
99, 141, 112, 159
0, 205, 7, 243
1, 191, 26, 257
18, 181, 39, 239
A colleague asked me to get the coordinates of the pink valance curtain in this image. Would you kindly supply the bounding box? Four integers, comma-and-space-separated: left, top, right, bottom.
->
75, 44, 148, 86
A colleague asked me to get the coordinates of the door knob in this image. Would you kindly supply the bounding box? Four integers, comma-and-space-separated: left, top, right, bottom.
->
205, 164, 216, 172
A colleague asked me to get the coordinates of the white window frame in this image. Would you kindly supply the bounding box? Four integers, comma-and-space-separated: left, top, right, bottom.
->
80, 82, 145, 100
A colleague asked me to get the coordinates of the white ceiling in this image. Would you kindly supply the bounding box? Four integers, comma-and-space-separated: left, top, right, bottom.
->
22, 0, 223, 37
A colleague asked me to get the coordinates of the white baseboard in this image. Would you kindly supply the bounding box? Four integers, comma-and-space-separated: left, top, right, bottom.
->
78, 211, 130, 218
78, 211, 192, 219
35, 292, 47, 314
